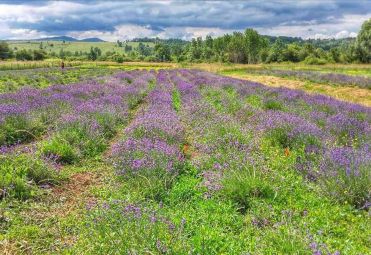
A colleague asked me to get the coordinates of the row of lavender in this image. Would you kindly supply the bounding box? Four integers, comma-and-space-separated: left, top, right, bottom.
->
76, 70, 369, 253
181, 69, 370, 208
0, 67, 119, 93
170, 70, 329, 253
1, 71, 155, 199
0, 70, 154, 152
83, 70, 263, 253
77, 71, 195, 253
167, 69, 370, 253
41, 71, 156, 164
171, 70, 260, 197
246, 69, 371, 89
111, 70, 185, 193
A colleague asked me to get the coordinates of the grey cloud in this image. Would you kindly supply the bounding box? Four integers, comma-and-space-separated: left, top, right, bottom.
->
0, 0, 370, 40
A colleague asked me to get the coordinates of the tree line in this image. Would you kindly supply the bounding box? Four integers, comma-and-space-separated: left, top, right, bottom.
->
1, 19, 369, 64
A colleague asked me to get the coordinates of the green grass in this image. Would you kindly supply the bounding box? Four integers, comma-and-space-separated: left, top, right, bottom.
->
0, 62, 176, 93
218, 63, 371, 77
0, 67, 118, 93
172, 88, 182, 112
264, 63, 371, 77
70, 115, 369, 255
8, 41, 155, 55
0, 59, 86, 71
0, 159, 109, 254
0, 154, 61, 200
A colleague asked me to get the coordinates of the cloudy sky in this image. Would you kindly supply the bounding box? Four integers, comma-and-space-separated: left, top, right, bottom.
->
0, 0, 370, 41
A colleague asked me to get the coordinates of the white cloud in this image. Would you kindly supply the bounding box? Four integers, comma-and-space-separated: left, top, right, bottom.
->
0, 22, 48, 40
256, 13, 370, 39
0, 1, 369, 40
9, 29, 48, 40
69, 24, 156, 41
0, 1, 84, 22
68, 25, 235, 42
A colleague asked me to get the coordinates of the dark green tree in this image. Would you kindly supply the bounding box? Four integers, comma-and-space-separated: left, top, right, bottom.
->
266, 39, 285, 63
124, 44, 132, 52
283, 43, 301, 62
244, 28, 262, 64
88, 47, 101, 61
88, 47, 97, 60
227, 32, 246, 63
15, 49, 33, 61
33, 50, 47, 60
154, 43, 171, 62
188, 38, 202, 61
354, 19, 371, 63
0, 41, 13, 60
59, 49, 66, 59
329, 47, 340, 62
138, 42, 151, 56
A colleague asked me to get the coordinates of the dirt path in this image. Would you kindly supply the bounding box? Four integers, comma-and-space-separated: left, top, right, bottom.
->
225, 73, 371, 107
51, 172, 100, 216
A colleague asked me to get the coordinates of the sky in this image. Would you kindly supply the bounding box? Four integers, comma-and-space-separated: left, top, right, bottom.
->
0, 0, 370, 41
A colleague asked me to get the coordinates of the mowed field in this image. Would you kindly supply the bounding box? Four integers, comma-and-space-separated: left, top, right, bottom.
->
7, 41, 154, 54
0, 63, 370, 254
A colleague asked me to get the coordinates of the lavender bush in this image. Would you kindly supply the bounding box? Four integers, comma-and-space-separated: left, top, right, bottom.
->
111, 70, 186, 200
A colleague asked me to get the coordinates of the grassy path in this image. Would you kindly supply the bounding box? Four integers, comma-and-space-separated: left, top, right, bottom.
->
0, 159, 112, 254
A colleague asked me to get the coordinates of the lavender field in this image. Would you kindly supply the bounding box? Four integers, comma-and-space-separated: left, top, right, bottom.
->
1, 69, 370, 254
245, 69, 371, 89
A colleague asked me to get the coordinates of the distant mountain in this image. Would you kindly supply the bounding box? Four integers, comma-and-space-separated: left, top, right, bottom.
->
79, 37, 105, 42
33, 36, 78, 42
20, 36, 106, 42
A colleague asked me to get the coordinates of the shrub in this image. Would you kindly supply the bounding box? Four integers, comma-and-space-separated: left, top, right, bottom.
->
113, 146, 185, 200
115, 55, 124, 63
15, 49, 33, 61
0, 154, 59, 200
74, 201, 187, 254
42, 136, 79, 164
264, 99, 284, 111
245, 94, 263, 108
258, 112, 323, 150
267, 127, 321, 150
0, 41, 13, 60
303, 55, 327, 65
41, 117, 109, 164
33, 50, 47, 61
318, 147, 370, 208
221, 170, 274, 213
127, 94, 144, 110
0, 115, 45, 146
93, 112, 120, 139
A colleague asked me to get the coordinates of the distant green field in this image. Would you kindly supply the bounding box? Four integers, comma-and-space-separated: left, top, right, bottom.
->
7, 41, 155, 54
